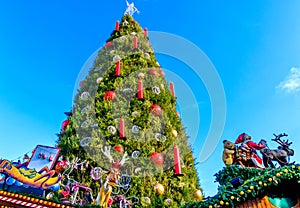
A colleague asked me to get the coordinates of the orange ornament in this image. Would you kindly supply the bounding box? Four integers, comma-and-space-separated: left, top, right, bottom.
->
154, 182, 164, 195
195, 190, 203, 201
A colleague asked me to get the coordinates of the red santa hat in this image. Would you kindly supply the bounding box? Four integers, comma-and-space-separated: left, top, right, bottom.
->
235, 133, 249, 144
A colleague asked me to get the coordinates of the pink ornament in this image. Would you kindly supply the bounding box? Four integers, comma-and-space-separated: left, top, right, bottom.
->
108, 197, 113, 206
148, 68, 158, 77
104, 91, 116, 100
176, 111, 180, 119
149, 152, 164, 166
118, 195, 125, 201
150, 104, 162, 116
61, 120, 70, 131
49, 155, 53, 161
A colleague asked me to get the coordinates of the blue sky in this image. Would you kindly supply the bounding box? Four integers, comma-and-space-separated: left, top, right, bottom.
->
1, 0, 300, 196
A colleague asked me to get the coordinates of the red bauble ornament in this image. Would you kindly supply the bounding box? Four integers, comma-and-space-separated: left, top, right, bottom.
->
80, 80, 86, 88
61, 120, 70, 131
108, 197, 113, 206
148, 68, 158, 77
150, 104, 162, 116
55, 160, 69, 174
149, 152, 164, 166
104, 91, 116, 100
114, 145, 124, 154
105, 41, 112, 48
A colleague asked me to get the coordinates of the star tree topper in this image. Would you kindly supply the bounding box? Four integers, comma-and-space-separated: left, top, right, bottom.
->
124, 0, 140, 16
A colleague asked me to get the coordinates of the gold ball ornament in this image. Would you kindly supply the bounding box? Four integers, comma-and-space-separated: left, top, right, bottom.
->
240, 191, 244, 195
195, 190, 203, 201
250, 185, 254, 190
172, 129, 178, 138
226, 202, 230, 206
230, 196, 235, 200
292, 165, 295, 169
259, 181, 263, 185
284, 169, 288, 173
209, 206, 213, 208
220, 200, 224, 205
276, 173, 281, 177
154, 182, 164, 195
268, 178, 272, 182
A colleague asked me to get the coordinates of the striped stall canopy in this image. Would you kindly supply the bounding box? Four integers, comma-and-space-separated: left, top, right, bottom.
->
0, 191, 74, 208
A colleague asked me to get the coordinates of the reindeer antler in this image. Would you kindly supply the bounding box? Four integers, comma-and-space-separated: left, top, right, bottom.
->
286, 139, 293, 146
101, 146, 115, 164
272, 133, 289, 146
119, 152, 129, 166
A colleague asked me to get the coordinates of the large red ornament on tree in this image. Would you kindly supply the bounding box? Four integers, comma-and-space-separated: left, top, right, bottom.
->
150, 104, 162, 116
104, 91, 116, 100
61, 120, 70, 131
149, 152, 164, 166
114, 145, 124, 154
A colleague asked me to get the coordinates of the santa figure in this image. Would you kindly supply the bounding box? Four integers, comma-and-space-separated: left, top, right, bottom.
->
235, 133, 265, 168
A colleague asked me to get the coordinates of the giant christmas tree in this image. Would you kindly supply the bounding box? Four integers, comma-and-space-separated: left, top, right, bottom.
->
56, 11, 201, 208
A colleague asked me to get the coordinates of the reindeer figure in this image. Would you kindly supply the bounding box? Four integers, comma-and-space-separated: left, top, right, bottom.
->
261, 133, 294, 168
99, 146, 129, 208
